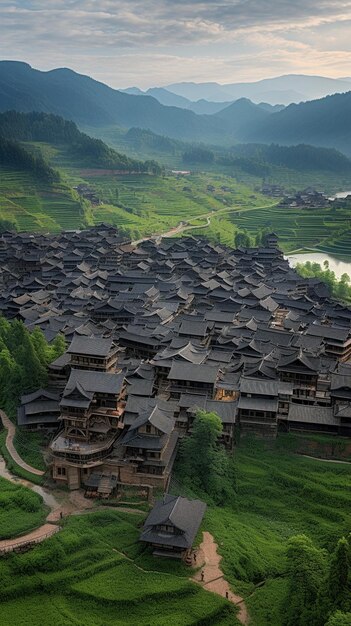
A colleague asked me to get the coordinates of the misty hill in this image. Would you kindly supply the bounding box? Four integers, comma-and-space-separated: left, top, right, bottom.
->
0, 111, 160, 172
241, 91, 351, 156
0, 135, 59, 182
122, 86, 233, 114
0, 61, 232, 143
227, 143, 351, 173
166, 74, 351, 105
213, 98, 270, 134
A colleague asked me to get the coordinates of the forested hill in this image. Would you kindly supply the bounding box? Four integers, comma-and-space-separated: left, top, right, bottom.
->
242, 91, 351, 155
0, 135, 59, 182
0, 111, 161, 173
0, 61, 229, 143
226, 143, 351, 173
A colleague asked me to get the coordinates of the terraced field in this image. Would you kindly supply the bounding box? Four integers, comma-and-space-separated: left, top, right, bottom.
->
0, 509, 239, 626
0, 167, 85, 231
226, 204, 351, 253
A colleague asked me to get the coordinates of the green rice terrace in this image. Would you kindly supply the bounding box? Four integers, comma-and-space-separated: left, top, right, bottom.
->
1, 139, 351, 258
0, 167, 85, 232
1, 438, 350, 626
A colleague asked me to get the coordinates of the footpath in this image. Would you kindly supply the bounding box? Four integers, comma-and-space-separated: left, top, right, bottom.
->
193, 531, 249, 625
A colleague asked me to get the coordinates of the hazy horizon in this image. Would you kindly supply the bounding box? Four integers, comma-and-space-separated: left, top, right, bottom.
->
1, 1, 351, 89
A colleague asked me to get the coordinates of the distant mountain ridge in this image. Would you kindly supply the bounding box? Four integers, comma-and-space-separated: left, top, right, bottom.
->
240, 91, 351, 156
1, 61, 351, 155
121, 86, 234, 114
0, 61, 235, 143
165, 74, 351, 105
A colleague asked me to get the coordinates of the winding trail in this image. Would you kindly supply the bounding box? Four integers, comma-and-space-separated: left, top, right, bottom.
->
133, 201, 278, 245
193, 531, 249, 625
0, 410, 44, 476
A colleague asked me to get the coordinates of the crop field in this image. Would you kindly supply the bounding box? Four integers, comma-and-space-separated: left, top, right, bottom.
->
0, 167, 85, 231
0, 476, 47, 539
0, 509, 239, 626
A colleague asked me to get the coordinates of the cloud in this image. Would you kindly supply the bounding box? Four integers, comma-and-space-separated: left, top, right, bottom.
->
0, 0, 350, 86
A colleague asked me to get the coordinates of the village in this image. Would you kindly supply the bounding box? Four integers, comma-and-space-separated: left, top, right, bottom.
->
0, 224, 350, 560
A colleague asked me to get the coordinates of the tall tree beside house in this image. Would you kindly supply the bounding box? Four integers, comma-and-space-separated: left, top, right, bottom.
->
177, 410, 233, 504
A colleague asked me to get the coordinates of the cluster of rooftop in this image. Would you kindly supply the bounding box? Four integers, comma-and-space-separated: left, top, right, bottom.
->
0, 225, 349, 495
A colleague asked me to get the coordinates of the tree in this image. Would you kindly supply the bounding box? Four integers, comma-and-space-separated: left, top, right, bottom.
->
178, 410, 233, 504
51, 334, 66, 360
234, 230, 251, 248
326, 612, 351, 626
325, 537, 351, 614
283, 534, 326, 626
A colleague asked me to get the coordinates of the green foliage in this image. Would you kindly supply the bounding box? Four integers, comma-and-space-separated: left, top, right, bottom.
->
0, 218, 17, 232
0, 135, 59, 183
0, 429, 45, 484
0, 510, 239, 625
0, 111, 161, 174
183, 147, 215, 164
176, 438, 351, 626
283, 534, 326, 626
296, 261, 351, 303
226, 144, 351, 173
177, 410, 234, 505
234, 229, 252, 247
0, 317, 63, 416
13, 429, 47, 471
326, 612, 351, 626
0, 476, 46, 539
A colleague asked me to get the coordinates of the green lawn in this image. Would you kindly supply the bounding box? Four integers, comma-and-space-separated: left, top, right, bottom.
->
0, 476, 47, 539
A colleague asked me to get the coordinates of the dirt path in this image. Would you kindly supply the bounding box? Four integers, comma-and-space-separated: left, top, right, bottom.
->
132, 201, 278, 246
193, 531, 249, 625
300, 454, 351, 465
0, 524, 60, 553
0, 410, 45, 476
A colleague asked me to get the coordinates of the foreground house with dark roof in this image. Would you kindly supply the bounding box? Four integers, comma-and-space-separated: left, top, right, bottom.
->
140, 494, 206, 558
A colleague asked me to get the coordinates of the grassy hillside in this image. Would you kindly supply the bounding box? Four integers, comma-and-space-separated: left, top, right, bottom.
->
0, 166, 86, 231
174, 436, 351, 626
0, 476, 47, 540
0, 509, 239, 626
1, 438, 349, 625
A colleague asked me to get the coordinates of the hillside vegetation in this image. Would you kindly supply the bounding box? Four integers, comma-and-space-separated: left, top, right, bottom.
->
0, 477, 47, 540
0, 509, 239, 626
175, 437, 351, 626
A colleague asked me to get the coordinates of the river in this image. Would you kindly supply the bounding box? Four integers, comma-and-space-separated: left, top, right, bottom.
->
287, 252, 351, 279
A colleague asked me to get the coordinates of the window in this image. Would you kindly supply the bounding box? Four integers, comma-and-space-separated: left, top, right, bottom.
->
146, 424, 151, 434
57, 467, 66, 476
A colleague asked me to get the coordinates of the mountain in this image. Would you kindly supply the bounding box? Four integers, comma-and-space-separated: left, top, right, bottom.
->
0, 110, 160, 172
122, 86, 233, 114
166, 74, 351, 105
241, 91, 351, 156
213, 98, 270, 134
0, 61, 230, 143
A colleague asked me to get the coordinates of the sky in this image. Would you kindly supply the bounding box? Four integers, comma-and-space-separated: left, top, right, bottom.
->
0, 0, 351, 88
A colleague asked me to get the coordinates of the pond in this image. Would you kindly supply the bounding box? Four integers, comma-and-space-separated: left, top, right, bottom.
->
287, 252, 351, 280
